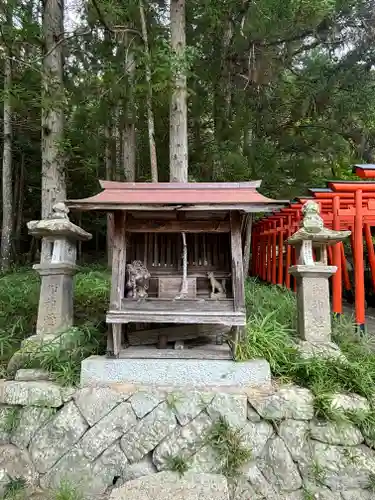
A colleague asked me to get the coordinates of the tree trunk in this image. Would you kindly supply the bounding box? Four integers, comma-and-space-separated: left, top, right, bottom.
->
212, 19, 233, 179
169, 0, 188, 183
105, 123, 114, 267
122, 123, 136, 181
41, 0, 66, 262
14, 153, 25, 261
169, 0, 188, 310
1, 45, 13, 271
114, 105, 122, 180
122, 33, 136, 182
139, 0, 158, 182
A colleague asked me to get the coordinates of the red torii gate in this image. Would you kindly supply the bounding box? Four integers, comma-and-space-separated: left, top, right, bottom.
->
251, 164, 375, 329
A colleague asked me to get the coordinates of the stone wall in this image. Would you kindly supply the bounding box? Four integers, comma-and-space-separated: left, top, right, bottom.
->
0, 375, 374, 499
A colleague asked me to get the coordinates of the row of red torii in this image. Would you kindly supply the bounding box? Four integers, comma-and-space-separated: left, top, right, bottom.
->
251, 164, 375, 329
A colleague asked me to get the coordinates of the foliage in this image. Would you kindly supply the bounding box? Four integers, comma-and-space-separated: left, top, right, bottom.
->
206, 417, 252, 477
1, 0, 375, 265
1, 407, 21, 434
50, 481, 84, 500
238, 277, 375, 447
23, 324, 106, 386
1, 478, 26, 500
0, 267, 109, 383
239, 278, 375, 402
165, 455, 190, 476
0, 269, 40, 363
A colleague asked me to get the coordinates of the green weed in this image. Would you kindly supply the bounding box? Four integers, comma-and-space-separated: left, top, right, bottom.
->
206, 417, 252, 477
302, 489, 315, 500
310, 460, 326, 484
166, 392, 183, 412
312, 391, 344, 422
2, 477, 26, 499
235, 278, 375, 441
165, 455, 189, 476
24, 324, 106, 386
348, 409, 375, 443
239, 279, 375, 398
235, 310, 298, 377
51, 480, 84, 500
0, 267, 109, 378
2, 407, 21, 433
366, 472, 375, 492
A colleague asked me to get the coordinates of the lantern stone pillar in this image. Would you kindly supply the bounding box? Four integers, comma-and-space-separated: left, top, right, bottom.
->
288, 201, 350, 344
27, 203, 92, 337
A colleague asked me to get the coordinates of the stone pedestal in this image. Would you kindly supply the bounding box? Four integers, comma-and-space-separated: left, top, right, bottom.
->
80, 355, 271, 388
289, 264, 337, 343
33, 263, 77, 335
27, 203, 91, 337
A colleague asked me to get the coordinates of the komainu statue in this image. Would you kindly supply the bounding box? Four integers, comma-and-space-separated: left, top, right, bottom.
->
207, 271, 226, 299
125, 260, 151, 299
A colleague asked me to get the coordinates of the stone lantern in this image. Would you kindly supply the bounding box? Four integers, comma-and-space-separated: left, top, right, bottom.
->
288, 201, 350, 344
27, 203, 92, 337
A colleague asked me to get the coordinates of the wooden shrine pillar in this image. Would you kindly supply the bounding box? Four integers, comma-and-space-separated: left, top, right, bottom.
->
285, 216, 292, 289
230, 211, 246, 355
267, 222, 272, 282
108, 211, 127, 357
277, 218, 284, 285
332, 195, 342, 315
364, 223, 375, 291
354, 189, 365, 328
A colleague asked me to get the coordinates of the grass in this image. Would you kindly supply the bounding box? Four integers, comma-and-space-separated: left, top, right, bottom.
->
50, 481, 84, 500
2, 407, 21, 434
302, 489, 315, 500
1, 478, 26, 499
165, 455, 190, 476
206, 416, 252, 477
240, 278, 375, 401
165, 392, 183, 412
21, 324, 106, 386
0, 266, 109, 385
310, 460, 326, 484
348, 409, 375, 443
0, 479, 84, 500
366, 472, 375, 492
0, 266, 375, 405
239, 278, 375, 442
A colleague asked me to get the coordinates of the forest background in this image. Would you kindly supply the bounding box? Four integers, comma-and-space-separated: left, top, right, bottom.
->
0, 0, 374, 269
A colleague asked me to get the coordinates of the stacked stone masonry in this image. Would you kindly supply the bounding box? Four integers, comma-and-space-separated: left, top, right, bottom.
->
0, 378, 375, 499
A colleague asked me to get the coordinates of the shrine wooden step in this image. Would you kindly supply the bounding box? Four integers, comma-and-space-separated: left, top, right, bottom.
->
107, 298, 245, 326
118, 343, 233, 360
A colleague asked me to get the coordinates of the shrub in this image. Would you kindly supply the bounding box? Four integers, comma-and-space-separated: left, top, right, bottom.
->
0, 266, 110, 381
240, 278, 375, 401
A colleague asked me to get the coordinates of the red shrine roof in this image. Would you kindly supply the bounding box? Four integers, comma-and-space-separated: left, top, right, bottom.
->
67, 180, 286, 211
352, 164, 375, 178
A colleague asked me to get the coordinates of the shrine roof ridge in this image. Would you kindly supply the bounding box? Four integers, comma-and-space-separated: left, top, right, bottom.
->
352, 164, 375, 172
66, 180, 288, 211
308, 188, 333, 193
99, 180, 263, 190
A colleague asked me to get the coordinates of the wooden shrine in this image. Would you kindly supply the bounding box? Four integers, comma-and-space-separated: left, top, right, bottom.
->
68, 181, 284, 359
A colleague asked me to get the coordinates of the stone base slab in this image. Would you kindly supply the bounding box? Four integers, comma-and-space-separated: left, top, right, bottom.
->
80, 355, 271, 389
